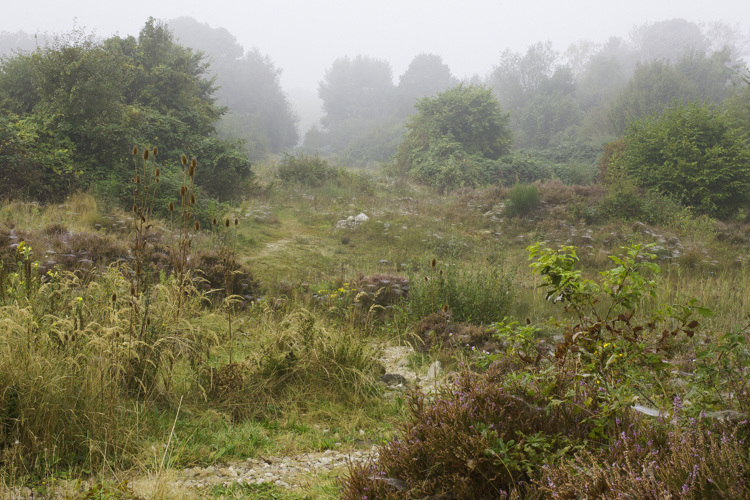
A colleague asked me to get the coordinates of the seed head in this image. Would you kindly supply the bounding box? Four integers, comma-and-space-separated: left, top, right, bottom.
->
130, 286, 136, 296
525, 316, 531, 325
152, 146, 158, 156
194, 221, 200, 231
155, 168, 160, 177
188, 165, 195, 177
181, 155, 188, 166
180, 185, 187, 197
190, 193, 196, 205
64, 333, 69, 342
71, 334, 76, 342
143, 149, 149, 160
442, 304, 449, 313
431, 258, 436, 268
132, 146, 138, 155
136, 175, 141, 184
146, 316, 151, 326
212, 218, 217, 225
225, 218, 230, 228
132, 204, 137, 212
168, 202, 174, 212
439, 269, 443, 276
155, 177, 160, 183
111, 292, 117, 303
190, 158, 197, 169
130, 177, 135, 183
115, 331, 120, 338
424, 276, 429, 282
234, 218, 239, 226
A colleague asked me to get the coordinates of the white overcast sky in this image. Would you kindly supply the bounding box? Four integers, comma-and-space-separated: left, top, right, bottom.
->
3, 0, 749, 92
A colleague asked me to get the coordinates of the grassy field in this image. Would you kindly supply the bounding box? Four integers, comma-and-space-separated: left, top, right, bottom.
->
1, 158, 749, 499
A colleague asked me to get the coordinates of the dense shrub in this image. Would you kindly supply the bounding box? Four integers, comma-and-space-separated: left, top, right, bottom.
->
408, 264, 514, 325
504, 183, 540, 217
342, 367, 591, 499
616, 100, 750, 218
395, 84, 512, 191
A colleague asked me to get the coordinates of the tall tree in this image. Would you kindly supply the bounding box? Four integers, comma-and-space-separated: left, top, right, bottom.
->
318, 55, 395, 127
396, 53, 457, 116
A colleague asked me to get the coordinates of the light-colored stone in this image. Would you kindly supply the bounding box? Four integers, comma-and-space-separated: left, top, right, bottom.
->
354, 213, 369, 222
427, 361, 442, 379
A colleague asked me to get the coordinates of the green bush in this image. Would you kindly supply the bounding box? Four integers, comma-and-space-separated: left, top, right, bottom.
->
277, 153, 373, 196
408, 264, 514, 325
504, 183, 540, 217
616, 100, 750, 219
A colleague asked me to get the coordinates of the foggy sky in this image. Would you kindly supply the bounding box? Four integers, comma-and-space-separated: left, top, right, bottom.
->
3, 0, 749, 93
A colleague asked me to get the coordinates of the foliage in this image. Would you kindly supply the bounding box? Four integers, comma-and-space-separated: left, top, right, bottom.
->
396, 84, 512, 190
396, 53, 457, 117
616, 100, 750, 218
0, 19, 253, 202
504, 183, 540, 218
408, 262, 514, 325
276, 153, 373, 194
318, 55, 395, 128
168, 18, 300, 155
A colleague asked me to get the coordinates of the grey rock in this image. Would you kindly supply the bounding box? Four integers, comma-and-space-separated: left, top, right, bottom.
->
381, 373, 408, 386
354, 213, 369, 222
427, 361, 442, 379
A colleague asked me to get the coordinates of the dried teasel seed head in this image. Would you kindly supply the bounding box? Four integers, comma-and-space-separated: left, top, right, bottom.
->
132, 146, 138, 155
190, 158, 197, 169
234, 218, 239, 226
130, 286, 136, 296
130, 177, 135, 183
195, 221, 200, 231
442, 304, 449, 313
526, 316, 531, 325
180, 185, 187, 197
188, 165, 195, 177
225, 218, 230, 228
439, 269, 443, 276
181, 154, 188, 166
115, 331, 120, 338
168, 202, 174, 212
132, 204, 137, 212
143, 149, 149, 160
140, 214, 146, 223
152, 146, 158, 156
424, 276, 429, 282
190, 193, 196, 205
155, 177, 160, 183
136, 175, 141, 184
72, 334, 76, 342
64, 333, 69, 342
212, 218, 217, 225
431, 258, 436, 268
155, 168, 160, 176
146, 316, 151, 326
111, 292, 117, 303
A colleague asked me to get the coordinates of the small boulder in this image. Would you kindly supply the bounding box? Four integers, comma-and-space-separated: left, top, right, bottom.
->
427, 361, 442, 379
354, 213, 369, 222
381, 373, 408, 386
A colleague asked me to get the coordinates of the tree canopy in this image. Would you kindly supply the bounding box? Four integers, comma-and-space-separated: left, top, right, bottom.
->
395, 84, 512, 190
0, 19, 251, 201
615, 101, 750, 218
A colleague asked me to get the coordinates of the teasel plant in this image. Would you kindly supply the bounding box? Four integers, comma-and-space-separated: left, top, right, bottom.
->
219, 216, 243, 365
130, 145, 160, 296
172, 155, 200, 318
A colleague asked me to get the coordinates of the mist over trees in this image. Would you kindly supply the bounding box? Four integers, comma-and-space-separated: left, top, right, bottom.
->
168, 17, 299, 160
0, 15, 749, 218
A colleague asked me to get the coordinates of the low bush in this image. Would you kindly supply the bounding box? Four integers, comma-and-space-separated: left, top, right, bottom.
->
504, 183, 540, 218
408, 262, 514, 325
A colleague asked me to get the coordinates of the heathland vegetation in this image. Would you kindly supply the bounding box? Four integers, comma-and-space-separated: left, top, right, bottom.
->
1, 16, 750, 500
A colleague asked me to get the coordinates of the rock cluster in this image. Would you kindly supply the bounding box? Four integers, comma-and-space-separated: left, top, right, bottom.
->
178, 448, 378, 490
335, 212, 369, 230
